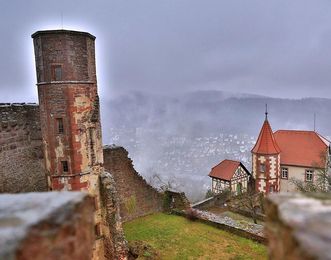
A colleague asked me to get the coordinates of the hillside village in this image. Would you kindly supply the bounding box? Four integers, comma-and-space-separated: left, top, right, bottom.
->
108, 127, 255, 200
0, 29, 331, 260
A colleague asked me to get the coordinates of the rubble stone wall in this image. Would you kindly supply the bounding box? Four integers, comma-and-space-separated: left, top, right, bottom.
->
265, 193, 331, 260
164, 190, 190, 212
0, 103, 47, 193
103, 146, 164, 222
100, 172, 128, 259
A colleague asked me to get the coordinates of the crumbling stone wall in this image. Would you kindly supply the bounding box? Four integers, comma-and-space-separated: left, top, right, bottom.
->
164, 189, 190, 212
100, 172, 128, 259
265, 193, 331, 260
0, 192, 95, 260
103, 146, 164, 222
0, 103, 47, 193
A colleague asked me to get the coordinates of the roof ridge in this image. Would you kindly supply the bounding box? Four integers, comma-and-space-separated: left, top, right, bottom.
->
223, 159, 240, 163
275, 129, 316, 133
274, 130, 329, 147
211, 159, 239, 169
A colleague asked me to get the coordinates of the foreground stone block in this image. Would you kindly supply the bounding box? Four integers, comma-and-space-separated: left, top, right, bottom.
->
265, 193, 331, 260
0, 192, 94, 260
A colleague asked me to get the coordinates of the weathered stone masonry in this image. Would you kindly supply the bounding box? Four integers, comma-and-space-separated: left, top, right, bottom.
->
100, 172, 128, 258
103, 146, 164, 222
0, 192, 95, 260
0, 103, 47, 193
32, 30, 103, 192
0, 29, 166, 259
31, 30, 124, 259
265, 193, 331, 260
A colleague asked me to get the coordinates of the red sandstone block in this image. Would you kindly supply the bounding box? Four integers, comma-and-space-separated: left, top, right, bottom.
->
71, 182, 88, 190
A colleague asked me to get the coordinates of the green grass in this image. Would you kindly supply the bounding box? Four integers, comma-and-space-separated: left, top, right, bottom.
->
124, 213, 267, 260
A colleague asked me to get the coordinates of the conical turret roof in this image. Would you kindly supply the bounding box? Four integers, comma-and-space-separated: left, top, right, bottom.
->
252, 119, 280, 154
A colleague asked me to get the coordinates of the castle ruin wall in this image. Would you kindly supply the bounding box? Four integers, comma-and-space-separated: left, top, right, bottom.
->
0, 103, 47, 193
103, 146, 164, 222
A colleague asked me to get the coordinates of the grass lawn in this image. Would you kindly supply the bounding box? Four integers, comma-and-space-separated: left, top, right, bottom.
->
124, 213, 267, 260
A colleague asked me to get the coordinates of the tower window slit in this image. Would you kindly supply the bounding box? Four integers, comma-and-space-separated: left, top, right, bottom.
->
52, 65, 62, 81
89, 128, 96, 164
56, 118, 64, 134
61, 161, 69, 173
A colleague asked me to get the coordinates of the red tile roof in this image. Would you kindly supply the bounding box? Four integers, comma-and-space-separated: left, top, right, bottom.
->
251, 120, 280, 154
274, 130, 329, 168
209, 159, 241, 181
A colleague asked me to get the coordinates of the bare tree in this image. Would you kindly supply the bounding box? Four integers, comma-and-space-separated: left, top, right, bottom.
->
230, 191, 264, 224
148, 171, 182, 192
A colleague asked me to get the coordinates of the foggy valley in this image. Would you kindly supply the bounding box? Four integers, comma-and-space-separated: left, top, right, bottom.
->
101, 90, 331, 201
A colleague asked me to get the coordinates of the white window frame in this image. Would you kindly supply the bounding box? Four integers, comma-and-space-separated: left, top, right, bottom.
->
305, 169, 313, 182
281, 167, 288, 179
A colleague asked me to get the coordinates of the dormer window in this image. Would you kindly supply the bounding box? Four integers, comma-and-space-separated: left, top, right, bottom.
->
52, 65, 62, 81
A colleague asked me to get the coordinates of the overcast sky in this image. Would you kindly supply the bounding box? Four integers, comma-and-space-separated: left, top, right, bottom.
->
1, 0, 331, 102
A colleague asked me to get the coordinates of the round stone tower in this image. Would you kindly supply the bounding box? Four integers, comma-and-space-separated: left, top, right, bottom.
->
32, 30, 103, 191
32, 30, 104, 258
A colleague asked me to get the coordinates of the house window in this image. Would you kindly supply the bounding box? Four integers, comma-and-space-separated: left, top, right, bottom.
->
305, 170, 313, 182
52, 65, 62, 81
56, 118, 64, 134
269, 185, 274, 193
259, 163, 266, 172
281, 168, 288, 179
61, 161, 69, 173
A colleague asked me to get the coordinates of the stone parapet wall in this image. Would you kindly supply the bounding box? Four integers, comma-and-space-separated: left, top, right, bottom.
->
163, 189, 190, 212
0, 192, 95, 260
192, 193, 229, 210
265, 193, 331, 260
0, 103, 47, 193
103, 145, 163, 222
172, 209, 266, 244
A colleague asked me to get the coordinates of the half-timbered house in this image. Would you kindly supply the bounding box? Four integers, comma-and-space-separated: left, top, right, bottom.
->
209, 159, 251, 195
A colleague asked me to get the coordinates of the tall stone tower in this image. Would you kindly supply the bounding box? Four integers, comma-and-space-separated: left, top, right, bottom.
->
32, 30, 103, 192
32, 29, 104, 257
251, 111, 281, 194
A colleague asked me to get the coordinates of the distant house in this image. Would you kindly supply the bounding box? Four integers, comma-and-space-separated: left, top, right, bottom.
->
209, 159, 251, 195
252, 111, 331, 194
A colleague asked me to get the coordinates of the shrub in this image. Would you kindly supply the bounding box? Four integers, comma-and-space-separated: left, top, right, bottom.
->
162, 192, 172, 212
125, 195, 137, 215
205, 189, 213, 199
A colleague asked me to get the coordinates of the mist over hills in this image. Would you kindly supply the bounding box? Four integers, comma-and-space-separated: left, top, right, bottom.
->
101, 90, 331, 140
100, 90, 331, 201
